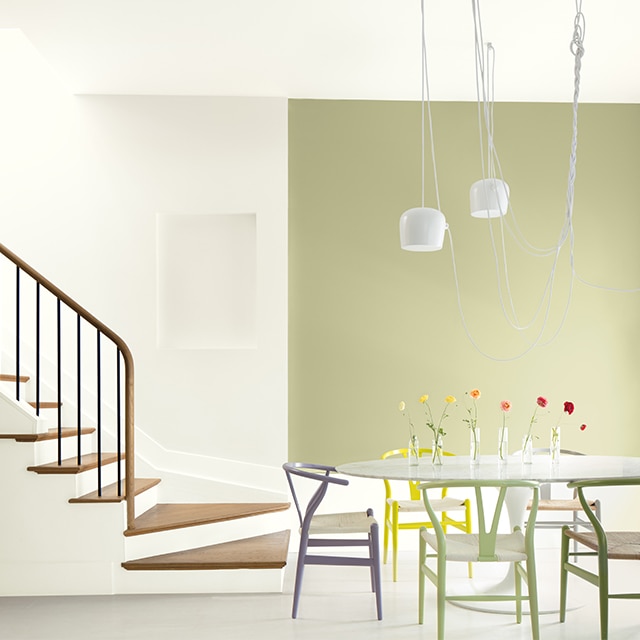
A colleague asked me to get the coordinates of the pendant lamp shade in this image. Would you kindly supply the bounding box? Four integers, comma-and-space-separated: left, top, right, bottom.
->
470, 178, 510, 218
399, 207, 447, 252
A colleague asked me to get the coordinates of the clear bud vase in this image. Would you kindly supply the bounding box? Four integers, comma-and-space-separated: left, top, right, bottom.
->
550, 427, 561, 464
408, 434, 420, 466
522, 435, 533, 464
469, 428, 480, 465
498, 426, 508, 463
431, 434, 443, 466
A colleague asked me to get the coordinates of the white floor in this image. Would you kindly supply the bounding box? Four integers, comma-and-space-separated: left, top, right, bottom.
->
0, 545, 638, 640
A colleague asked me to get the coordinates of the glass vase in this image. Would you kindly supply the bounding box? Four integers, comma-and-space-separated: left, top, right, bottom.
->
522, 434, 533, 464
550, 426, 561, 464
469, 428, 480, 465
498, 426, 508, 463
408, 434, 420, 466
431, 434, 443, 466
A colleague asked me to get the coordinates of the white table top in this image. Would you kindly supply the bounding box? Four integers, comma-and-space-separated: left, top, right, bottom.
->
337, 454, 640, 484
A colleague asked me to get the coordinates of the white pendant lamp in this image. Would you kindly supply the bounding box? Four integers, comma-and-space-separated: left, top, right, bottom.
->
470, 178, 510, 218
400, 0, 447, 253
400, 206, 447, 251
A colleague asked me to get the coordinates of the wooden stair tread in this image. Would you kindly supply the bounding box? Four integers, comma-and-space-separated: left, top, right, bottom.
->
124, 502, 291, 537
70, 478, 161, 503
27, 452, 124, 474
122, 530, 291, 570
0, 427, 95, 442
28, 401, 60, 409
0, 373, 29, 383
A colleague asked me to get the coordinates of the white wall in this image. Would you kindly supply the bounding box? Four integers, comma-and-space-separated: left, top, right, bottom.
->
0, 32, 288, 490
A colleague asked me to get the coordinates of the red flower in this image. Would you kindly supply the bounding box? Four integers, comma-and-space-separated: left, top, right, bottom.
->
580, 424, 587, 431
563, 401, 575, 415
536, 396, 548, 408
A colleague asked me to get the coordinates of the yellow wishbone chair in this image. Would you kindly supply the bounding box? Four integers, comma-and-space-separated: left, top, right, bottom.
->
381, 448, 472, 581
419, 479, 540, 640
560, 477, 640, 640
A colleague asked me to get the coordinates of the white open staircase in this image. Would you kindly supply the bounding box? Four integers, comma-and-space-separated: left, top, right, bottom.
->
0, 384, 291, 596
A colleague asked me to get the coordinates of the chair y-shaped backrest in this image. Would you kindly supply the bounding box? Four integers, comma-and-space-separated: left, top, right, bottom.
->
380, 448, 473, 581
418, 479, 540, 640
284, 461, 347, 529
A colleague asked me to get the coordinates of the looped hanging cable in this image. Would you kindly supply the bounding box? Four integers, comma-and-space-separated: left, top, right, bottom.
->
570, 1, 585, 56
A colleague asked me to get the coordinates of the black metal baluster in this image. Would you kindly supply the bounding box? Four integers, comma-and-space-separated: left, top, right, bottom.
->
57, 298, 62, 465
97, 329, 102, 496
35, 283, 40, 416
77, 314, 82, 464
15, 267, 20, 401
116, 348, 122, 497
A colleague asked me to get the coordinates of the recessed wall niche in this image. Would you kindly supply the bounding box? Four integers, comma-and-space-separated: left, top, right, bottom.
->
156, 213, 257, 349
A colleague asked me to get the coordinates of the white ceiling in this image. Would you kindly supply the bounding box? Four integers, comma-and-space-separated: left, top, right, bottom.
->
0, 0, 638, 102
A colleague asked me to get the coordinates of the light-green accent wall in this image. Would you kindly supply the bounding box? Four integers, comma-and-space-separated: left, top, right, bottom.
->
289, 100, 640, 465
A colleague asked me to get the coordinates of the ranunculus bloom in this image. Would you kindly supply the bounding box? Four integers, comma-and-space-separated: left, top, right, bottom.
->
536, 396, 548, 408
500, 400, 512, 412
398, 401, 406, 411
419, 394, 428, 404
563, 401, 575, 415
469, 388, 481, 399
445, 395, 456, 404
580, 423, 587, 431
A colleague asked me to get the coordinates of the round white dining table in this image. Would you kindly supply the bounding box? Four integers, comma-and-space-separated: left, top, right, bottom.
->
337, 453, 640, 615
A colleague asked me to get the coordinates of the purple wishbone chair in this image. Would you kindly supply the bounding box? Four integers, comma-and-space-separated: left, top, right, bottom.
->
283, 462, 382, 620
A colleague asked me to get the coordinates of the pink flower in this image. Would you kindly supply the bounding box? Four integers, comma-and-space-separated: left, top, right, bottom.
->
563, 401, 575, 415
500, 400, 511, 412
536, 396, 548, 408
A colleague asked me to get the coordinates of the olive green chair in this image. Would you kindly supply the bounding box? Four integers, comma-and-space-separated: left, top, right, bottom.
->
381, 448, 472, 581
419, 479, 540, 640
560, 477, 640, 640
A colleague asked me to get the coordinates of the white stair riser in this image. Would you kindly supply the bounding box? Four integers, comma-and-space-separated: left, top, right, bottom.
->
75, 460, 127, 496
0, 559, 286, 596
113, 565, 286, 595
124, 509, 290, 560
33, 434, 95, 465
134, 485, 159, 518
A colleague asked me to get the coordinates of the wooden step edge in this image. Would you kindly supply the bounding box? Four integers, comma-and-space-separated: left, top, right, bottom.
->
28, 401, 61, 409
27, 452, 125, 474
121, 530, 291, 571
70, 478, 161, 503
0, 373, 29, 383
124, 501, 291, 537
0, 427, 96, 443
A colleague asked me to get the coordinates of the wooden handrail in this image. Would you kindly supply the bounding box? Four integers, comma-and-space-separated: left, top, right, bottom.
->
0, 243, 136, 529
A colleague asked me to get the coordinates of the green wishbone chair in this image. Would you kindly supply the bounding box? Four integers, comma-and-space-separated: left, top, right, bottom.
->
418, 479, 540, 640
381, 448, 473, 581
560, 477, 640, 640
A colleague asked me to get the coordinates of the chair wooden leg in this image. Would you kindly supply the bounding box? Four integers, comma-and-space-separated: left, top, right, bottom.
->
514, 562, 522, 624
418, 529, 426, 624
370, 519, 383, 620
436, 546, 447, 640
526, 558, 540, 640
383, 503, 390, 564
559, 527, 569, 623
292, 535, 309, 619
391, 504, 399, 582
465, 500, 473, 578
597, 546, 609, 640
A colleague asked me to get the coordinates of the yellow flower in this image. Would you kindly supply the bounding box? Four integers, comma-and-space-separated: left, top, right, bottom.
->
445, 395, 456, 404
419, 394, 428, 404
398, 401, 406, 412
